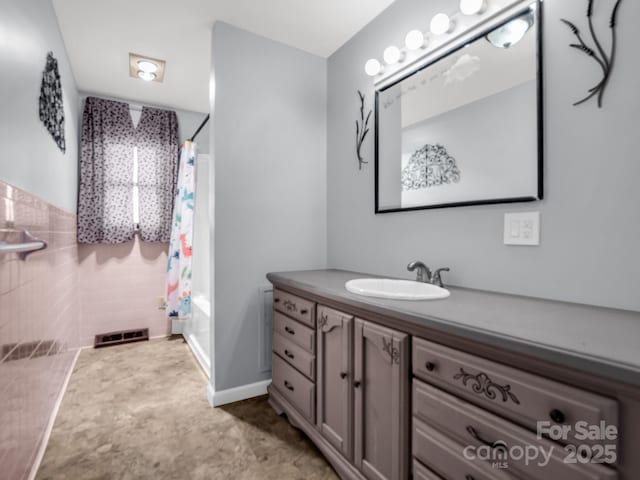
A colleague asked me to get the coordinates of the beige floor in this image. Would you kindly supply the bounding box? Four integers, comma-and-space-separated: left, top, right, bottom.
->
36, 337, 338, 480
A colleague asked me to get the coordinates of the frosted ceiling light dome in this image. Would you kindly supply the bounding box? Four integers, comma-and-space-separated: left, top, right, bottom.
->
365, 58, 383, 76
383, 45, 403, 65
460, 0, 487, 16
486, 11, 534, 48
137, 70, 156, 82
405, 30, 426, 50
137, 60, 158, 74
430, 13, 452, 35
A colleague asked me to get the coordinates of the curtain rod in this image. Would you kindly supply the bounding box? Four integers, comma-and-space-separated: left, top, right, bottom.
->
190, 114, 210, 142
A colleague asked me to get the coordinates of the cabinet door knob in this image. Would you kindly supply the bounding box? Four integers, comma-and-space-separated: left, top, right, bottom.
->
340, 372, 347, 379
284, 350, 294, 359
284, 380, 294, 391
425, 362, 436, 372
549, 409, 565, 423
353, 380, 361, 388
284, 326, 295, 335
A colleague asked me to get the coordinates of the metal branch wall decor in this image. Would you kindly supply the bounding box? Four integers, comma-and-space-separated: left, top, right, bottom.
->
561, 0, 624, 108
355, 90, 372, 170
401, 144, 461, 191
39, 52, 66, 152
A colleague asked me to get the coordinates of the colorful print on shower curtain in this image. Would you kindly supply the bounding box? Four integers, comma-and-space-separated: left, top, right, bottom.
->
166, 141, 197, 318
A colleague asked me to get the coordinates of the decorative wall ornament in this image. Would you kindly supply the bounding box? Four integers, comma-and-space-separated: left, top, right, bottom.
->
453, 368, 521, 405
561, 0, 624, 108
355, 90, 372, 170
401, 144, 461, 191
39, 52, 66, 153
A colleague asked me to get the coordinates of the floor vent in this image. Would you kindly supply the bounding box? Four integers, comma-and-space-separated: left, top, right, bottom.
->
94, 328, 149, 348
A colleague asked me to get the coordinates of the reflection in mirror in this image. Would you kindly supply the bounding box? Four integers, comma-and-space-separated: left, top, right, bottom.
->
375, 3, 542, 212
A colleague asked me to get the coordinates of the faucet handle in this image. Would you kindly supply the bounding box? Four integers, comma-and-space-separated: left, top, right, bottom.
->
431, 268, 450, 288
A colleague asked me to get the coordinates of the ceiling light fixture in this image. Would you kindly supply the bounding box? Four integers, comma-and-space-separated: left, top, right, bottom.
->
430, 13, 453, 35
405, 30, 426, 50
486, 10, 534, 48
137, 71, 157, 82
129, 53, 166, 83
460, 0, 487, 16
137, 60, 158, 74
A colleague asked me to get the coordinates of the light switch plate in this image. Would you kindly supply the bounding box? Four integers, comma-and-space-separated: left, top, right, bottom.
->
504, 212, 540, 246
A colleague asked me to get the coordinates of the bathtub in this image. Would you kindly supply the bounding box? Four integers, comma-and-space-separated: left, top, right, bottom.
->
182, 293, 211, 377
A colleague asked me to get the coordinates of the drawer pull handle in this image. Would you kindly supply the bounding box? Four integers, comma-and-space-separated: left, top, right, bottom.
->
284, 350, 295, 359
340, 372, 348, 379
284, 380, 295, 391
465, 476, 475, 480
549, 409, 566, 423
466, 426, 501, 449
274, 298, 280, 303
353, 380, 361, 388
300, 309, 308, 315
453, 368, 521, 405
284, 326, 295, 335
425, 362, 436, 372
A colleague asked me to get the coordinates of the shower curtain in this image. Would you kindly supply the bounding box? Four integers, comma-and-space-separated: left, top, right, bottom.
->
166, 141, 197, 319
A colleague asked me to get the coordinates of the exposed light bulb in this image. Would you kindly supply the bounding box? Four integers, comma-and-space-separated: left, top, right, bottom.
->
137, 70, 156, 82
383, 45, 403, 65
405, 30, 426, 50
460, 0, 487, 16
364, 58, 382, 76
137, 60, 158, 74
430, 13, 452, 35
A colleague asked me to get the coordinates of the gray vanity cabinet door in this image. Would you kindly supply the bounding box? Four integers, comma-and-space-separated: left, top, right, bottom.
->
317, 306, 353, 460
353, 319, 409, 480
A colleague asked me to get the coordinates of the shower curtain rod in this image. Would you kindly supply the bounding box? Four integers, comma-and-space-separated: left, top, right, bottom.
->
190, 114, 210, 142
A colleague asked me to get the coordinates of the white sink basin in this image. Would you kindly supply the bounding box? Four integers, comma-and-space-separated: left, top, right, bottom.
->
345, 278, 450, 301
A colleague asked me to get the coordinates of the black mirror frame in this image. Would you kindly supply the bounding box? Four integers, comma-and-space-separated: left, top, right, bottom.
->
374, 0, 544, 214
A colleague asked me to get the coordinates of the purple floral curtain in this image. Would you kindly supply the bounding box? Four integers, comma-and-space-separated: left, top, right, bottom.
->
136, 107, 179, 242
78, 97, 179, 244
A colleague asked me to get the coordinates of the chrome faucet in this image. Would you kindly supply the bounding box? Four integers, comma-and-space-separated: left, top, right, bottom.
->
407, 261, 450, 288
407, 261, 431, 283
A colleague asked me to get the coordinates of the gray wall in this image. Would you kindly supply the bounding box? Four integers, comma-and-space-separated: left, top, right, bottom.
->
78, 93, 210, 153
327, 0, 640, 312
211, 23, 327, 391
0, 0, 80, 212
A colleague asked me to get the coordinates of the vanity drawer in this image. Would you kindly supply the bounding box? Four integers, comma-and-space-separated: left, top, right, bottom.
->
413, 460, 444, 480
272, 354, 315, 423
273, 289, 315, 328
274, 311, 315, 354
413, 379, 618, 480
413, 337, 618, 447
413, 417, 517, 480
273, 332, 315, 381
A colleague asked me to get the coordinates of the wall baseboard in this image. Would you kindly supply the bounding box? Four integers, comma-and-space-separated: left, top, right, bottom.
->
207, 379, 271, 407
28, 348, 81, 480
183, 332, 211, 378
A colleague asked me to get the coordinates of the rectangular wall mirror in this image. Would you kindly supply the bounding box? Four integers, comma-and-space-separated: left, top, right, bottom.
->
375, 2, 542, 213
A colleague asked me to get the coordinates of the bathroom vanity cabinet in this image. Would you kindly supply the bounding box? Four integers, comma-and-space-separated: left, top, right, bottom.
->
267, 270, 640, 480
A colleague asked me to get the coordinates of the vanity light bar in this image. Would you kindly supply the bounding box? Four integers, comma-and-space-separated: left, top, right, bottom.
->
364, 0, 538, 87
365, 0, 487, 77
